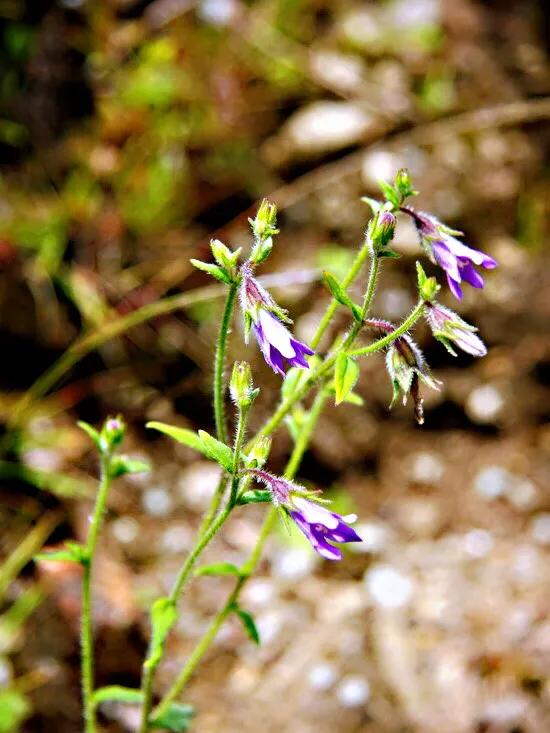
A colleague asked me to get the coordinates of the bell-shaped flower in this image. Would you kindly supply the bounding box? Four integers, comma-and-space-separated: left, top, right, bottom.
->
248, 470, 362, 561
425, 303, 487, 357
402, 207, 496, 299
240, 264, 313, 376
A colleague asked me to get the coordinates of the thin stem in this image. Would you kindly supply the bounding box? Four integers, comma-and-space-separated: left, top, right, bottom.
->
81, 454, 113, 733
349, 301, 425, 356
214, 284, 238, 444
153, 390, 329, 717
229, 406, 249, 506
310, 236, 371, 350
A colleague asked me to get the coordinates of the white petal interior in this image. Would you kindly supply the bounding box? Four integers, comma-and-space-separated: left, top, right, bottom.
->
259, 309, 296, 358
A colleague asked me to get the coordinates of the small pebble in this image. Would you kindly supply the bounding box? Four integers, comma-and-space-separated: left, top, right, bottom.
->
410, 452, 445, 484
463, 528, 494, 558
473, 466, 510, 500
308, 663, 337, 691
273, 548, 317, 581
337, 676, 370, 707
111, 517, 139, 544
465, 384, 504, 423
530, 513, 550, 545
364, 564, 414, 609
142, 486, 173, 517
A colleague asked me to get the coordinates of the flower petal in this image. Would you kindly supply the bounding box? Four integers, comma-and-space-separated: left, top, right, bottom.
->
292, 496, 339, 529
432, 241, 461, 282
259, 309, 296, 358
446, 273, 463, 300
459, 261, 484, 289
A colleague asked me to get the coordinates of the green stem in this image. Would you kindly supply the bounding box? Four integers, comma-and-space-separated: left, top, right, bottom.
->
349, 301, 425, 357
81, 454, 113, 733
310, 237, 371, 350
139, 404, 248, 730
153, 390, 329, 717
214, 284, 238, 444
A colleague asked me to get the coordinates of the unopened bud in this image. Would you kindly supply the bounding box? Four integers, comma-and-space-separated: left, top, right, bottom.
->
245, 436, 272, 469
230, 361, 258, 408
370, 209, 397, 251
416, 261, 440, 302
100, 415, 125, 452
210, 238, 240, 273
394, 168, 416, 199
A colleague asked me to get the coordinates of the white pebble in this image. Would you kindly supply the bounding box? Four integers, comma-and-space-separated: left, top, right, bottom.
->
111, 517, 139, 544
530, 513, 550, 545
337, 676, 370, 707
466, 385, 504, 423
308, 663, 337, 691
349, 522, 391, 554
410, 452, 445, 484
361, 150, 399, 186
198, 0, 238, 26
273, 548, 317, 581
160, 524, 192, 554
178, 463, 221, 510
242, 579, 275, 608
142, 486, 173, 517
463, 528, 494, 558
364, 564, 414, 609
506, 478, 537, 509
473, 466, 510, 500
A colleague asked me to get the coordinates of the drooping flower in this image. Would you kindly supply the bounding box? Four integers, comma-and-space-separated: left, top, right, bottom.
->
240, 263, 314, 376
402, 207, 497, 299
248, 470, 362, 561
425, 303, 487, 357
364, 319, 440, 425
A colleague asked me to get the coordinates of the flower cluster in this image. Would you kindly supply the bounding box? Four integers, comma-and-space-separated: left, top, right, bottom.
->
402, 206, 497, 299
248, 470, 362, 561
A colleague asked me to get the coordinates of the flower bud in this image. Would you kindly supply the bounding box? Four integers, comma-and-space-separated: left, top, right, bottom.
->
245, 436, 272, 468
394, 168, 416, 199
100, 415, 126, 452
230, 361, 258, 409
248, 199, 279, 264
210, 238, 240, 274
416, 261, 440, 302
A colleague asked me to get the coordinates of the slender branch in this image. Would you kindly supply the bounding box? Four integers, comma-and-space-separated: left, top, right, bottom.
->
214, 284, 238, 444
349, 301, 425, 356
81, 454, 113, 733
153, 389, 329, 717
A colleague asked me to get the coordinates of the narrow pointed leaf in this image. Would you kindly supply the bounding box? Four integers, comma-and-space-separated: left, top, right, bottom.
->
147, 598, 177, 668
195, 562, 242, 577
233, 605, 260, 645
189, 259, 231, 284
334, 354, 360, 405
197, 430, 234, 472
151, 703, 195, 731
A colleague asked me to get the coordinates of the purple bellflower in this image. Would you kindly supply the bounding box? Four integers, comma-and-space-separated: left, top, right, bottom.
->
248, 470, 362, 561
425, 303, 487, 357
402, 206, 497, 299
240, 263, 313, 376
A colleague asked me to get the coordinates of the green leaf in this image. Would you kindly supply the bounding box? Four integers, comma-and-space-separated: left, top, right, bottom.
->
334, 354, 360, 405
195, 562, 242, 577
237, 489, 272, 505
0, 690, 31, 733
93, 686, 143, 706
77, 420, 101, 450
360, 196, 382, 214
110, 456, 150, 478
233, 605, 260, 645
147, 598, 177, 668
326, 385, 363, 405
197, 430, 234, 472
378, 179, 400, 207
92, 688, 195, 732
190, 259, 231, 284
147, 423, 234, 471
377, 249, 401, 259
324, 272, 362, 321
147, 422, 204, 452
35, 541, 88, 565
151, 703, 195, 732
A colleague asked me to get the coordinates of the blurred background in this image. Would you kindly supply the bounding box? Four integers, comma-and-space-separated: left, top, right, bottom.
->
0, 0, 549, 731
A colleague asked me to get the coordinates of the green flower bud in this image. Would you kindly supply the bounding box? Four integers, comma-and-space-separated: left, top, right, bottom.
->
416, 261, 440, 302
244, 436, 272, 469
100, 415, 126, 453
230, 361, 258, 409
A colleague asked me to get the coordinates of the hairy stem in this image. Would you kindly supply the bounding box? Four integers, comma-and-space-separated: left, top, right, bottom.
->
153, 389, 329, 716
81, 454, 113, 733
214, 284, 238, 444
349, 301, 425, 356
